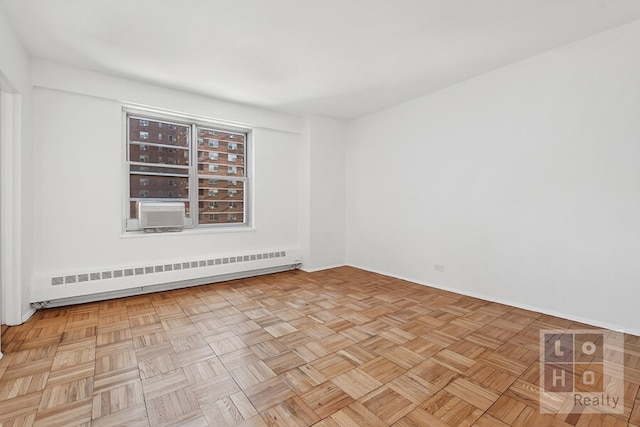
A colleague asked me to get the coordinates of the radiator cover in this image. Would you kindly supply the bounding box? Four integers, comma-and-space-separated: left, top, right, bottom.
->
31, 248, 301, 305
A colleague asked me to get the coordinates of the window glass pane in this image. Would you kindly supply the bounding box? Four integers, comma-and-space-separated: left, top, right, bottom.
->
129, 174, 189, 200
129, 117, 190, 147
130, 143, 189, 166
196, 127, 245, 178
198, 178, 244, 224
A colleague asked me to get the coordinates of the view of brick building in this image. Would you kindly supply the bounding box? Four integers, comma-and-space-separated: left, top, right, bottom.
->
128, 117, 245, 225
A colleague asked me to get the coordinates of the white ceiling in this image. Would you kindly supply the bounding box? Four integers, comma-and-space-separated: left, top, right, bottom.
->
2, 0, 640, 119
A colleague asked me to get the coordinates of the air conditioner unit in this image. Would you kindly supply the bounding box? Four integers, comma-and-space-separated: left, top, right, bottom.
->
138, 201, 185, 231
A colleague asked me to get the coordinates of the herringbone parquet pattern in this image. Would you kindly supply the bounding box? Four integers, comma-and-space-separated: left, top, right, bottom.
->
1, 267, 639, 426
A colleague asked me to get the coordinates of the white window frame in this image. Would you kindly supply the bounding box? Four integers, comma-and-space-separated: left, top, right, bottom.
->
124, 107, 252, 232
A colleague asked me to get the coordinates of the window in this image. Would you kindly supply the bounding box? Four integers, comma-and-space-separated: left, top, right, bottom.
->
126, 111, 249, 227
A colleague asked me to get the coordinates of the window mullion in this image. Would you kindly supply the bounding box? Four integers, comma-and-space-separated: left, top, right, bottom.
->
190, 123, 199, 227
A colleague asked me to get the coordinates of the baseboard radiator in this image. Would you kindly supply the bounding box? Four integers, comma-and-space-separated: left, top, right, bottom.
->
31, 249, 301, 308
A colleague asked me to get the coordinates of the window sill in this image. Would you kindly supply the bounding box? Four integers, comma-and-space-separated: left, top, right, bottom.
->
121, 224, 256, 238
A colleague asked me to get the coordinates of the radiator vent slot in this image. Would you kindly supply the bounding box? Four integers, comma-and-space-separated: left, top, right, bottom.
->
138, 201, 185, 230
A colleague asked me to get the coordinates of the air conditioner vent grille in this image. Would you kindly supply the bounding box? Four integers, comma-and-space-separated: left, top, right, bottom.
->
138, 201, 185, 230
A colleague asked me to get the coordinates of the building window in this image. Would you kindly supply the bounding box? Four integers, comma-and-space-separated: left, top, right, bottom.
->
126, 111, 249, 228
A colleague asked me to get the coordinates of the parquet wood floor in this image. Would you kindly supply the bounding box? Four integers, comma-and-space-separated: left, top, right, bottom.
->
1, 266, 639, 426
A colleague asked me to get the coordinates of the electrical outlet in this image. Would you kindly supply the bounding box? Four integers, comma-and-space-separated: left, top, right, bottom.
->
434, 264, 445, 272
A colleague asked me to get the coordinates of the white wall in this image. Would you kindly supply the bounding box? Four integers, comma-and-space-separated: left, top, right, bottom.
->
299, 116, 346, 271
30, 62, 303, 301
0, 7, 34, 324
346, 20, 640, 335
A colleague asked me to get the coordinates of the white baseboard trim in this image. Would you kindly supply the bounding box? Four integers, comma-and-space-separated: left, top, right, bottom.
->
20, 307, 36, 324
301, 263, 347, 273
347, 263, 640, 337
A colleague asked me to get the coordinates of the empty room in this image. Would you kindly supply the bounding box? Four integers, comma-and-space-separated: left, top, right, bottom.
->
1, 0, 639, 426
